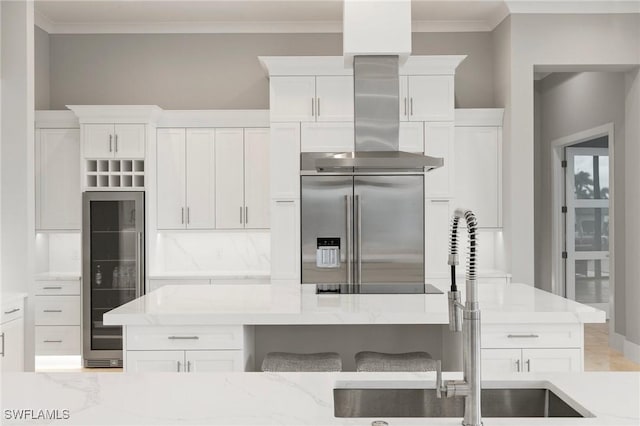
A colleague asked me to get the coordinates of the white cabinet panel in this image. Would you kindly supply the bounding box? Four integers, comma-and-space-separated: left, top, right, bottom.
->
215, 129, 245, 229
185, 350, 244, 372
408, 76, 454, 122
35, 326, 80, 356
315, 76, 353, 122
399, 75, 409, 121
127, 325, 244, 351
425, 199, 451, 276
83, 124, 113, 158
482, 324, 582, 349
271, 199, 300, 280
244, 128, 270, 229
126, 350, 184, 373
35, 280, 81, 296
185, 129, 216, 229
1, 318, 24, 371
455, 126, 501, 228
399, 122, 423, 153
114, 124, 145, 158
482, 348, 521, 374
37, 129, 81, 230
523, 348, 582, 373
270, 123, 300, 199
270, 76, 315, 122
35, 296, 81, 326
301, 122, 354, 152
425, 123, 454, 198
157, 129, 186, 230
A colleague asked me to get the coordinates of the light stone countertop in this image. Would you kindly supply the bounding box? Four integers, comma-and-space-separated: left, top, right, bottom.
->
103, 282, 605, 326
2, 371, 638, 425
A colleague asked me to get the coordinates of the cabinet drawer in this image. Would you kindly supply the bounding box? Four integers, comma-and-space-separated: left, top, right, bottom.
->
1, 299, 24, 324
482, 324, 581, 349
35, 296, 81, 326
35, 280, 81, 296
127, 326, 244, 351
35, 326, 81, 355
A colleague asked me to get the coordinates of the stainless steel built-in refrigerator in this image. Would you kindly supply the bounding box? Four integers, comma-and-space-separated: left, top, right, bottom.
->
82, 191, 144, 367
301, 174, 424, 293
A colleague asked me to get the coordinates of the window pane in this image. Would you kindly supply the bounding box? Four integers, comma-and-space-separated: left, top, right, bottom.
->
575, 208, 609, 251
575, 259, 609, 304
573, 155, 609, 199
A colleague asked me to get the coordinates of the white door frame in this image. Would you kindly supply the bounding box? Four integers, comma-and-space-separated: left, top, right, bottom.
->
551, 123, 614, 314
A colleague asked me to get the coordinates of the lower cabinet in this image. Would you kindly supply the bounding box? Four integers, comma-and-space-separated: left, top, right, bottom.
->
34, 279, 82, 356
482, 348, 582, 374
126, 350, 244, 373
1, 317, 24, 372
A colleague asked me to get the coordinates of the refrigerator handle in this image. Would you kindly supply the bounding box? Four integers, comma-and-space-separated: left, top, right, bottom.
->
345, 195, 352, 285
355, 195, 362, 289
136, 232, 143, 298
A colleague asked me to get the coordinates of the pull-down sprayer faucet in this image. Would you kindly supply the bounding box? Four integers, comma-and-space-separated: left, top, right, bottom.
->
436, 208, 482, 426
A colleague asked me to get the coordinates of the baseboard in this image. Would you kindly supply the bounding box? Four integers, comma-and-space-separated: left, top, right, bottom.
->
624, 339, 640, 364
611, 332, 626, 352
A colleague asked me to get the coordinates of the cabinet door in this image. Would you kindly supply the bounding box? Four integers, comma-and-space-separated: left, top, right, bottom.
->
126, 350, 184, 373
399, 122, 423, 153
271, 199, 300, 280
37, 129, 81, 230
399, 75, 409, 121
408, 76, 454, 122
215, 129, 245, 229
114, 124, 145, 158
425, 123, 454, 198
185, 350, 245, 372
244, 128, 270, 229
186, 129, 216, 229
425, 199, 451, 277
270, 123, 300, 199
83, 124, 114, 158
315, 76, 353, 122
301, 122, 354, 152
157, 129, 186, 230
454, 126, 500, 228
522, 348, 582, 373
481, 348, 521, 374
0, 318, 24, 372
270, 76, 315, 122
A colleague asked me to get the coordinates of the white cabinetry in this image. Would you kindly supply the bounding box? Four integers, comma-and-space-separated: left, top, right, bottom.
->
126, 350, 185, 372
215, 129, 245, 228
271, 199, 300, 280
399, 122, 424, 153
425, 122, 454, 198
1, 297, 25, 372
34, 279, 81, 356
185, 129, 216, 229
270, 76, 353, 122
270, 123, 300, 199
301, 122, 354, 152
157, 129, 187, 229
83, 124, 145, 159
400, 75, 455, 122
36, 129, 81, 230
425, 199, 451, 277
243, 128, 271, 229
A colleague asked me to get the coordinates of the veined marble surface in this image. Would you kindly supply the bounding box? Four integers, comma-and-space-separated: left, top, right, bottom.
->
2, 371, 638, 425
103, 283, 605, 326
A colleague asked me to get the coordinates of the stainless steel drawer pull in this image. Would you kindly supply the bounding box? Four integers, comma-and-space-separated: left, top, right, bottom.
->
44, 340, 63, 343
115, 134, 118, 152
177, 361, 181, 372
109, 134, 113, 152
3, 308, 20, 314
187, 361, 192, 372
1, 332, 4, 357
43, 286, 62, 290
515, 359, 521, 372
526, 359, 531, 372
507, 334, 539, 338
240, 206, 243, 224
167, 336, 199, 340
43, 309, 63, 313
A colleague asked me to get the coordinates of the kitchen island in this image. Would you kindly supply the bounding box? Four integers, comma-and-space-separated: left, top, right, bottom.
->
104, 283, 605, 373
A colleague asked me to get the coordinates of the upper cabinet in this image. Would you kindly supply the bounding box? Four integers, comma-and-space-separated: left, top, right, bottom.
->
243, 128, 270, 229
269, 76, 353, 123
83, 124, 145, 159
36, 128, 81, 230
400, 75, 455, 122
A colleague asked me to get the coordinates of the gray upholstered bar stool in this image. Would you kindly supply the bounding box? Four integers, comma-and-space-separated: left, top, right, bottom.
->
261, 352, 342, 372
354, 351, 438, 372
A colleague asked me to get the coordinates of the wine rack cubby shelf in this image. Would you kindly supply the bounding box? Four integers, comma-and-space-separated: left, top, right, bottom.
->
85, 159, 145, 189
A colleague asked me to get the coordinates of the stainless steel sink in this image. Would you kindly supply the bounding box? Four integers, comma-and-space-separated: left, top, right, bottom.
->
334, 387, 591, 418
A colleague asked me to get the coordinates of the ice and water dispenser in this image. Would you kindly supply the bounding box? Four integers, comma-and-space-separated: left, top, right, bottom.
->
316, 237, 341, 268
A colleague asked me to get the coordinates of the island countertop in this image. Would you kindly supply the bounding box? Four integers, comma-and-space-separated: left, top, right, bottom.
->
103, 283, 605, 326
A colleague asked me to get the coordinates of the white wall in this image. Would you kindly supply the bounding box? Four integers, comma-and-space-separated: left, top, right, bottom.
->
34, 26, 49, 110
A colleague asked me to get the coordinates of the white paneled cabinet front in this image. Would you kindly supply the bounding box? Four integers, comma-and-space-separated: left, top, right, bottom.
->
301, 122, 354, 152
244, 129, 270, 229
407, 76, 455, 122
83, 123, 145, 159
114, 124, 146, 158
270, 123, 300, 199
1, 318, 24, 372
36, 129, 81, 230
83, 124, 114, 158
482, 348, 581, 374
126, 350, 185, 373
215, 129, 245, 229
185, 350, 244, 372
185, 129, 216, 229
425, 122, 454, 198
157, 129, 187, 229
271, 199, 300, 280
425, 199, 451, 277
481, 348, 521, 374
315, 76, 354, 122
399, 122, 424, 153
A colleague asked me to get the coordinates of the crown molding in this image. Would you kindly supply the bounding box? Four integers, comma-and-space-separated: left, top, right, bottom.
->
506, 0, 640, 14
157, 110, 269, 128
34, 10, 55, 34
35, 110, 79, 129
66, 105, 163, 124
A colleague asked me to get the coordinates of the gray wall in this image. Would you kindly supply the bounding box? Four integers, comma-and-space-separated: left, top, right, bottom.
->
34, 26, 50, 109
38, 31, 495, 110
535, 71, 626, 336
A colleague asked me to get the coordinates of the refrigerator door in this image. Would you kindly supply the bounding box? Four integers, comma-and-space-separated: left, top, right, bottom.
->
354, 175, 424, 292
301, 176, 353, 285
82, 191, 144, 367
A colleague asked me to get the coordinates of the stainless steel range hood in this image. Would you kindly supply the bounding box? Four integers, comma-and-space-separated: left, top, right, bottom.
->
315, 55, 443, 172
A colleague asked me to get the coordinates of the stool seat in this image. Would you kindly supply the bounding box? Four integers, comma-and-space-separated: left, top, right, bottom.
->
261, 352, 342, 372
355, 351, 437, 372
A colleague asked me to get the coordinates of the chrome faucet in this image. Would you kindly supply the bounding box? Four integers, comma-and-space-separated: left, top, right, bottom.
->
436, 208, 482, 426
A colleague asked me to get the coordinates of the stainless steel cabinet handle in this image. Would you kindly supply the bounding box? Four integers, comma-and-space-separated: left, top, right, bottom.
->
240, 206, 243, 224
187, 207, 190, 225
42, 287, 62, 290
345, 195, 352, 285
43, 340, 63, 343
109, 134, 113, 152
355, 195, 362, 289
43, 309, 62, 313
526, 359, 531, 372
115, 134, 118, 152
245, 207, 248, 225
167, 336, 199, 340
507, 334, 539, 339
317, 98, 320, 117
181, 207, 185, 225
136, 232, 143, 299
515, 359, 521, 372
275, 200, 294, 203
311, 97, 315, 117
177, 361, 181, 372
404, 97, 407, 116
410, 98, 414, 116
1, 332, 4, 357
187, 361, 191, 372
3, 308, 20, 314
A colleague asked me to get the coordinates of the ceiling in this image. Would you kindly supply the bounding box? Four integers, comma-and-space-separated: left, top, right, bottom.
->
34, 0, 640, 34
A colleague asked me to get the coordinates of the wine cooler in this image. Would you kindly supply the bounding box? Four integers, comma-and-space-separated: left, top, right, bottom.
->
82, 192, 144, 368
